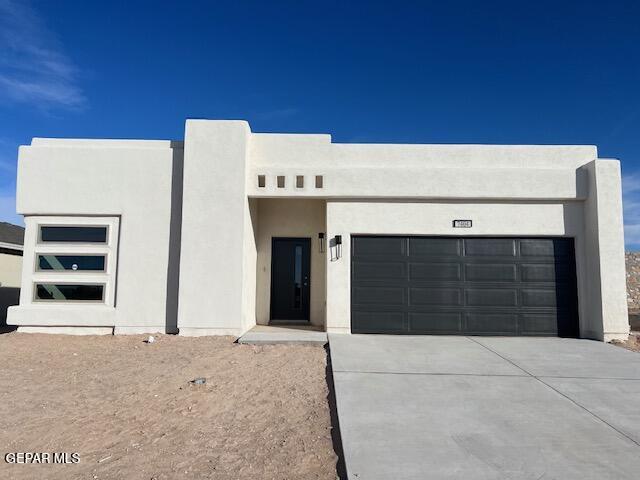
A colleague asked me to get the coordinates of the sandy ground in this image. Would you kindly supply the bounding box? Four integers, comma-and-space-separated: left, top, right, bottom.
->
611, 331, 640, 353
0, 333, 341, 480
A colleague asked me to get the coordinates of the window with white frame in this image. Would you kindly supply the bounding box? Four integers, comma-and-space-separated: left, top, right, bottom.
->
29, 217, 119, 305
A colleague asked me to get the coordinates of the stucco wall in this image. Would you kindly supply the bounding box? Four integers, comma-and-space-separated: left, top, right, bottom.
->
247, 135, 596, 200
177, 120, 254, 336
250, 134, 597, 169
580, 160, 629, 341
7, 139, 182, 334
241, 198, 259, 333
255, 199, 326, 327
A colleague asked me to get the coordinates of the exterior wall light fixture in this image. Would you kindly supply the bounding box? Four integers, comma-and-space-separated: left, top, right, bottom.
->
335, 235, 342, 259
318, 232, 325, 253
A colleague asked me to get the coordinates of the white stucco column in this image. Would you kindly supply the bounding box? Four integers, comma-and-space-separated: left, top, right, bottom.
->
177, 120, 256, 336
581, 159, 629, 341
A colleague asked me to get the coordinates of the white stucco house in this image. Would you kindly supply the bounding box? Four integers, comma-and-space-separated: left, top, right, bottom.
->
7, 120, 630, 341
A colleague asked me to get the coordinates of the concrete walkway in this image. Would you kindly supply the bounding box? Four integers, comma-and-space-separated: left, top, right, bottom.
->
238, 325, 327, 345
329, 335, 640, 480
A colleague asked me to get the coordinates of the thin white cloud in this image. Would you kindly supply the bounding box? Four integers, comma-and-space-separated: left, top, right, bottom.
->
623, 171, 640, 195
0, 139, 17, 174
0, 0, 85, 110
0, 195, 22, 226
623, 171, 640, 250
0, 139, 18, 225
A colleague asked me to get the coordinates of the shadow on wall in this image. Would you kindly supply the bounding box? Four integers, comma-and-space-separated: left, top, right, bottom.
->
552, 238, 580, 338
0, 287, 19, 332
165, 143, 184, 334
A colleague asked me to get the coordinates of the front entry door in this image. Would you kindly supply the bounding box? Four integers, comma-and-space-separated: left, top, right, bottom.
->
270, 238, 311, 322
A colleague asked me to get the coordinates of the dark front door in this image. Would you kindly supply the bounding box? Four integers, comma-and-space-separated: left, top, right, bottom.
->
270, 238, 311, 322
351, 236, 579, 336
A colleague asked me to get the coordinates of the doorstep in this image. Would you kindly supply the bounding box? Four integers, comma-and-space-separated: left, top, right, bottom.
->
238, 325, 328, 345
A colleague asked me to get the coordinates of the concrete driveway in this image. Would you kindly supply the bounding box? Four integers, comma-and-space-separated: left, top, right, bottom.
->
329, 335, 640, 480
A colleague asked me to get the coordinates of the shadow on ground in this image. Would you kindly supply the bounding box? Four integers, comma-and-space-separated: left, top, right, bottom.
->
325, 345, 347, 480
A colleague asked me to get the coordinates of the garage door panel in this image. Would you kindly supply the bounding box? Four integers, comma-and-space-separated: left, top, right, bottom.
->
465, 239, 516, 257
521, 289, 562, 307
352, 311, 405, 334
409, 312, 462, 333
351, 236, 578, 336
521, 264, 571, 282
465, 264, 517, 282
352, 261, 406, 281
465, 313, 518, 334
520, 313, 562, 335
352, 236, 406, 256
466, 288, 518, 307
520, 238, 573, 258
409, 238, 461, 257
409, 263, 461, 281
352, 286, 405, 305
409, 287, 461, 306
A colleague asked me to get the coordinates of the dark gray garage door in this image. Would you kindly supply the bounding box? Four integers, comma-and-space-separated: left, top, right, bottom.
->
351, 237, 579, 336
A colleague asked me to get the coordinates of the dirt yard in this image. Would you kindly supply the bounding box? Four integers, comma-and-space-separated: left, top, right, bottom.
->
611, 331, 640, 353
0, 333, 341, 480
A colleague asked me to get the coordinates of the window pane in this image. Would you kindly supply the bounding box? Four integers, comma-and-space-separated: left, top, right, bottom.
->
294, 246, 302, 309
40, 226, 107, 243
38, 255, 105, 271
35, 284, 104, 302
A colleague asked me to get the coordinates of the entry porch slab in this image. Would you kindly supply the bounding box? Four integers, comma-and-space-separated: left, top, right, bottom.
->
238, 325, 328, 345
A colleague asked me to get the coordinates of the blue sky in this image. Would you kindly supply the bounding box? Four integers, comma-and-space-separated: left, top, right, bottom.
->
0, 0, 639, 249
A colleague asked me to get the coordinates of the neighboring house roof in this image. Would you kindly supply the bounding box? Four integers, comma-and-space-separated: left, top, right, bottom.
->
0, 222, 24, 251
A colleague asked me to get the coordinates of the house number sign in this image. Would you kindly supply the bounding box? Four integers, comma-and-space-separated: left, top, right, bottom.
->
452, 219, 472, 228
